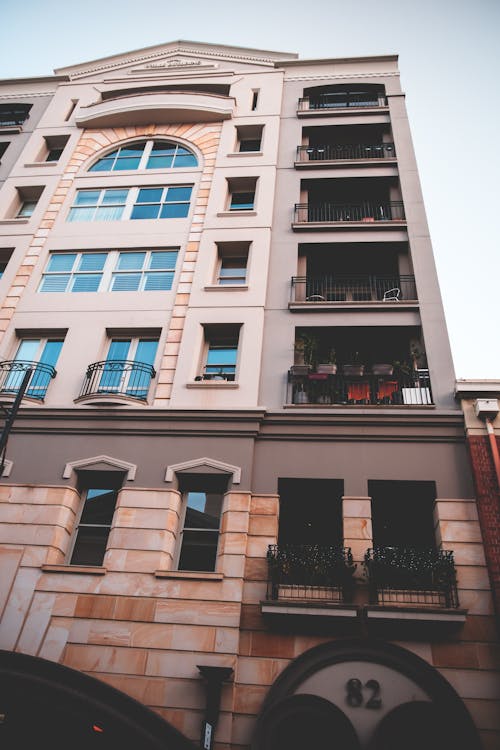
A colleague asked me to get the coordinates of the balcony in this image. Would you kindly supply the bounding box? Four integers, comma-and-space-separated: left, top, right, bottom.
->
290, 274, 417, 307
287, 368, 433, 407
298, 91, 387, 117
78, 360, 156, 403
296, 143, 396, 167
0, 360, 56, 401
364, 546, 459, 609
293, 201, 405, 230
0, 104, 31, 132
262, 544, 357, 620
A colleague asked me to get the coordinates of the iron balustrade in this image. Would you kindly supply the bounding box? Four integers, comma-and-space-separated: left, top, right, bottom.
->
0, 360, 56, 400
288, 368, 433, 406
0, 105, 31, 127
364, 546, 459, 608
80, 360, 156, 400
291, 275, 417, 303
298, 93, 387, 111
294, 201, 405, 224
297, 143, 395, 162
267, 544, 355, 603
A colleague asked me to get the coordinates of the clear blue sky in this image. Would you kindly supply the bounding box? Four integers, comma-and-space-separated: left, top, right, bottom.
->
1, 0, 498, 379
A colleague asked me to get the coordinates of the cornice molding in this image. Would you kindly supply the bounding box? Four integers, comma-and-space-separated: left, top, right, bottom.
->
285, 71, 399, 82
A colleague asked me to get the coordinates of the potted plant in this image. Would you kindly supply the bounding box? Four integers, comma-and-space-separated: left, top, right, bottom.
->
291, 333, 318, 375
342, 351, 365, 377
371, 362, 394, 376
317, 347, 337, 375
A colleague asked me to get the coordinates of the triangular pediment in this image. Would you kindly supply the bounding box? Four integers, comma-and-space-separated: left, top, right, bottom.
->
54, 40, 297, 80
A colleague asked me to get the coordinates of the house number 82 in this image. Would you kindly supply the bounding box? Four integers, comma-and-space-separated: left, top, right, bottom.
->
345, 678, 382, 709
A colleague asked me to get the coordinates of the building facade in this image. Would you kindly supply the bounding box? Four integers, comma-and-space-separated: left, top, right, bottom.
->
0, 41, 498, 749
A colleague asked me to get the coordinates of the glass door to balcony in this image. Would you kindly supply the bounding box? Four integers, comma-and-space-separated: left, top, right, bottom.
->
4, 339, 63, 398
99, 338, 158, 398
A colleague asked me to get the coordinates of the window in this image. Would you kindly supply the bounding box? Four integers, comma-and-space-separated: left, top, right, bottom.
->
0, 103, 31, 127
2, 338, 63, 399
69, 475, 122, 566
39, 249, 178, 293
98, 336, 158, 399
227, 177, 257, 212
236, 125, 263, 153
17, 201, 37, 218
215, 242, 250, 286
177, 474, 229, 571
13, 186, 44, 219
200, 325, 240, 381
89, 140, 197, 172
369, 480, 436, 549
278, 479, 343, 546
67, 186, 192, 222
251, 90, 259, 111
0, 142, 8, 160
42, 135, 70, 162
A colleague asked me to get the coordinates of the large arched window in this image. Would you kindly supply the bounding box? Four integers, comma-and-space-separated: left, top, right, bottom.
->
89, 140, 198, 172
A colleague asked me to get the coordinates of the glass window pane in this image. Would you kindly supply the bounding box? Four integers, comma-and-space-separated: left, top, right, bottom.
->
94, 205, 124, 221
71, 274, 102, 292
149, 251, 177, 269
135, 339, 158, 365
80, 488, 117, 524
68, 207, 94, 222
166, 186, 192, 202
137, 188, 163, 203
15, 340, 41, 361
146, 156, 173, 169
160, 203, 189, 219
46, 254, 77, 272
120, 143, 147, 156
102, 189, 128, 205
107, 340, 131, 360
89, 159, 115, 172
113, 157, 141, 170
116, 252, 146, 270
207, 347, 237, 366
110, 273, 141, 291
178, 530, 219, 571
39, 275, 70, 292
74, 191, 100, 206
173, 154, 198, 167
39, 340, 63, 367
150, 143, 176, 155
131, 204, 159, 220
230, 192, 254, 210
78, 253, 107, 271
185, 491, 222, 528
143, 272, 172, 291
70, 526, 109, 566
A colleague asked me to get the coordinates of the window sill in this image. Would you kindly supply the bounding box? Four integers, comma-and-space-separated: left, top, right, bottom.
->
0, 125, 22, 134
0, 218, 29, 225
42, 564, 106, 575
155, 570, 223, 581
24, 161, 58, 168
227, 152, 263, 158
204, 284, 248, 291
217, 210, 257, 218
187, 381, 239, 389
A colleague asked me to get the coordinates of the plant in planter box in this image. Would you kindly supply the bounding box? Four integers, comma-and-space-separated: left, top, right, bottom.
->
371, 362, 394, 376
317, 347, 337, 374
342, 351, 365, 377
292, 333, 318, 375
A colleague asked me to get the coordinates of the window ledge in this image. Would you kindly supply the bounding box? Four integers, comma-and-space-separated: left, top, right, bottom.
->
261, 600, 359, 619
42, 564, 106, 575
227, 152, 263, 158
0, 218, 29, 225
74, 393, 150, 406
155, 570, 223, 581
24, 161, 58, 168
187, 381, 239, 389
364, 605, 468, 625
0, 125, 22, 134
204, 284, 248, 291
217, 210, 257, 218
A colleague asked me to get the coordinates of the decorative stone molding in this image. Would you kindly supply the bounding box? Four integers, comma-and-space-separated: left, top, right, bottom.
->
62, 455, 137, 481
165, 457, 241, 484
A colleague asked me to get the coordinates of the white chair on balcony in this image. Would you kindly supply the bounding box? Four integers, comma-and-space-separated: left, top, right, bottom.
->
382, 287, 400, 302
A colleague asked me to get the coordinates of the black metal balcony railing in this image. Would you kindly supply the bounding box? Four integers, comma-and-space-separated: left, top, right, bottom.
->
297, 143, 395, 162
0, 360, 56, 400
79, 360, 156, 400
0, 107, 31, 127
364, 546, 459, 608
298, 93, 387, 111
294, 201, 405, 224
291, 275, 416, 303
288, 369, 433, 406
267, 544, 355, 603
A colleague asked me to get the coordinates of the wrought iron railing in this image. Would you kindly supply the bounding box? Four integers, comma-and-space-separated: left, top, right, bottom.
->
287, 368, 433, 406
364, 546, 459, 608
297, 143, 395, 162
0, 360, 56, 400
291, 275, 416, 303
267, 544, 356, 602
294, 201, 405, 224
0, 107, 31, 127
298, 93, 387, 111
79, 360, 156, 400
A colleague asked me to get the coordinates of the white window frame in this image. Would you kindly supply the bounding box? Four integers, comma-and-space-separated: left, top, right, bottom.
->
67, 186, 193, 222
89, 139, 198, 172
39, 249, 179, 293
67, 487, 119, 567
199, 326, 241, 382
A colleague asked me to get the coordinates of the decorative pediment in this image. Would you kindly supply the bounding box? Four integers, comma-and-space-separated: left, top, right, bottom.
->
62, 455, 136, 481
129, 56, 218, 76
165, 457, 241, 484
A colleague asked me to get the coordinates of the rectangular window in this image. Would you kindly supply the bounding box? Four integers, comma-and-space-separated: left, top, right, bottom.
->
227, 177, 257, 212
251, 90, 259, 111
13, 185, 44, 219
42, 135, 70, 162
0, 142, 8, 160
39, 249, 179, 293
201, 325, 240, 381
98, 336, 158, 399
177, 474, 229, 572
70, 487, 118, 566
1, 337, 63, 399
67, 186, 192, 222
215, 242, 250, 286
236, 125, 263, 153
0, 103, 31, 127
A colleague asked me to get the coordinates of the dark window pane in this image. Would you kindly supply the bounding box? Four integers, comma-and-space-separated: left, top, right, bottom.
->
239, 139, 261, 152
89, 159, 114, 172
166, 186, 192, 202
230, 192, 254, 210
160, 203, 190, 218
146, 155, 173, 169
120, 143, 147, 156
178, 530, 219, 571
131, 204, 160, 220
70, 526, 109, 566
80, 488, 117, 524
173, 154, 198, 167
150, 143, 176, 155
137, 188, 163, 203
113, 157, 141, 170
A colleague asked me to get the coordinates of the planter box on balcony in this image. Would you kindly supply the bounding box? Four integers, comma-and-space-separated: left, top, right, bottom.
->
342, 364, 365, 376
290, 364, 311, 376
372, 364, 394, 376
317, 364, 337, 374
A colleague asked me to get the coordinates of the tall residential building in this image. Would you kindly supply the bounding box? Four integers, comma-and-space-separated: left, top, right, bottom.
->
0, 41, 498, 750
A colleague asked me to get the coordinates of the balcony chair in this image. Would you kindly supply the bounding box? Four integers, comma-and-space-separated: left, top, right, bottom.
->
382, 287, 400, 302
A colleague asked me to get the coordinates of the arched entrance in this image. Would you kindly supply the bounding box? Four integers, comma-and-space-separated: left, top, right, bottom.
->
252, 639, 480, 750
0, 650, 195, 749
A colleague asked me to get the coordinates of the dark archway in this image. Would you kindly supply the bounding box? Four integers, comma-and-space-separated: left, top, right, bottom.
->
371, 701, 448, 750
0, 650, 195, 750
251, 639, 481, 750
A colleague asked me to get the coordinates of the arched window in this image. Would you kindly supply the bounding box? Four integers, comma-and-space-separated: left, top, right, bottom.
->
89, 140, 198, 172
